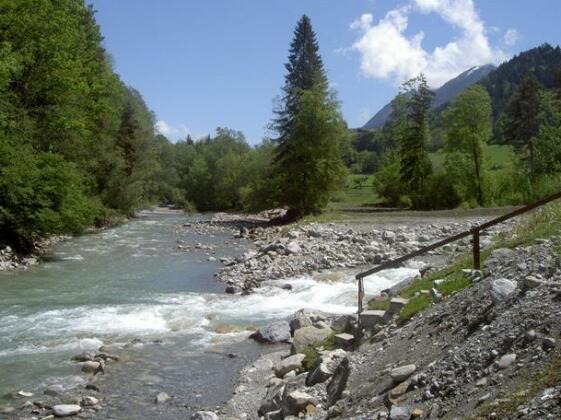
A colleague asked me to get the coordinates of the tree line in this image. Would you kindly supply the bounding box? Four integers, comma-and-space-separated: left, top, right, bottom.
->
1, 1, 560, 252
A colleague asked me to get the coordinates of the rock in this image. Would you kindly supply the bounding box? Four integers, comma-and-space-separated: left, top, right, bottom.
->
154, 391, 170, 404
411, 408, 424, 418
283, 390, 315, 417
383, 231, 396, 243
52, 404, 81, 417
490, 278, 517, 303
44, 385, 64, 397
333, 333, 354, 350
191, 412, 219, 420
495, 353, 516, 369
390, 364, 417, 384
291, 326, 332, 354
542, 337, 556, 350
286, 241, 302, 254
80, 396, 98, 407
71, 352, 94, 362
250, 321, 291, 344
289, 309, 329, 334
274, 354, 306, 377
258, 381, 285, 417
225, 285, 238, 294
523, 276, 544, 290
389, 298, 409, 315
15, 390, 33, 398
327, 357, 350, 406
306, 349, 347, 386
359, 310, 387, 329
281, 283, 293, 291
389, 405, 411, 420
80, 361, 101, 374
389, 380, 411, 399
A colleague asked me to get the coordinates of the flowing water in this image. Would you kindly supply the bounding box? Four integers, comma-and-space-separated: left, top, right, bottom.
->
0, 211, 419, 418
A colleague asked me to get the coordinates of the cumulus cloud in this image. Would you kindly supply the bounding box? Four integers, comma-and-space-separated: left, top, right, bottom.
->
503, 28, 520, 46
154, 120, 190, 141
351, 0, 511, 87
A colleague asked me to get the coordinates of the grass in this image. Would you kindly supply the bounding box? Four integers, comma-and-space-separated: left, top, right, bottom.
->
301, 332, 338, 371
429, 144, 516, 174
476, 351, 561, 418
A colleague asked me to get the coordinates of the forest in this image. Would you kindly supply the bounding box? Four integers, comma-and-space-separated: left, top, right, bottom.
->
1, 0, 561, 252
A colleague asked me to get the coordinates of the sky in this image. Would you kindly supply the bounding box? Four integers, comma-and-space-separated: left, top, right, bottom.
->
90, 0, 561, 144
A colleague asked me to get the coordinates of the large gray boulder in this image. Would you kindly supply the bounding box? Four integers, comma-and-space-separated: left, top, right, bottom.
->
306, 349, 347, 386
390, 364, 417, 384
282, 390, 315, 417
291, 326, 332, 354
490, 278, 517, 303
274, 353, 305, 377
250, 321, 291, 344
327, 357, 350, 406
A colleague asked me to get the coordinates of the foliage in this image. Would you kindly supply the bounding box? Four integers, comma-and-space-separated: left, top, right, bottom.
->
373, 152, 406, 207
397, 75, 434, 205
0, 0, 176, 249
444, 85, 493, 205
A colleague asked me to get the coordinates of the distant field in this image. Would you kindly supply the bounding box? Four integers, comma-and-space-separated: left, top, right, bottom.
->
328, 174, 380, 211
429, 144, 516, 173
328, 145, 517, 214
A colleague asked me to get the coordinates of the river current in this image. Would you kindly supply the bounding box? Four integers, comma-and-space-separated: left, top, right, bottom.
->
0, 211, 418, 418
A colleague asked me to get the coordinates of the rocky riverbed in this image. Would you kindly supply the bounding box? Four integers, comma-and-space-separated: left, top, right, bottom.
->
212, 215, 561, 420
4, 209, 548, 420
183, 212, 513, 295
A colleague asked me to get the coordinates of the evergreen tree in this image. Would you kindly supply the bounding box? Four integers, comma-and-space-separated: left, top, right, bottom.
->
271, 15, 346, 218
398, 74, 434, 202
273, 15, 328, 153
505, 75, 542, 176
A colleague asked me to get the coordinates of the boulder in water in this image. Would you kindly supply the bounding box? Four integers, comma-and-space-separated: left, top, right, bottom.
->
250, 321, 291, 344
52, 404, 81, 417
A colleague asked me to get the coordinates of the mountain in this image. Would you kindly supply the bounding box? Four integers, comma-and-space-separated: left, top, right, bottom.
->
362, 64, 496, 130
479, 43, 561, 117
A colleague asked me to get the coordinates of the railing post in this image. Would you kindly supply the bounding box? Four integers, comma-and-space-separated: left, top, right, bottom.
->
472, 229, 481, 270
356, 276, 364, 344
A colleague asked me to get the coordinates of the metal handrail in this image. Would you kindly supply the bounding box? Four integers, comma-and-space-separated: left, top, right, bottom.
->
354, 190, 561, 335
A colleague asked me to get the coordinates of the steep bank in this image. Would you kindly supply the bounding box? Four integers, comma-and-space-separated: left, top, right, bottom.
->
227, 206, 561, 420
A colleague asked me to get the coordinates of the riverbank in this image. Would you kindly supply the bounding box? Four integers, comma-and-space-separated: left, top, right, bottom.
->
0, 207, 526, 419
217, 206, 561, 420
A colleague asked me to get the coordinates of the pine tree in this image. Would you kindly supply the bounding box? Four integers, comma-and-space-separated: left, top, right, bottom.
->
271, 15, 346, 218
505, 74, 542, 176
398, 74, 434, 201
273, 15, 328, 152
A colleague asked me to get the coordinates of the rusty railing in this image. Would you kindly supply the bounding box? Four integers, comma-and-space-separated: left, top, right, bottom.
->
355, 190, 561, 332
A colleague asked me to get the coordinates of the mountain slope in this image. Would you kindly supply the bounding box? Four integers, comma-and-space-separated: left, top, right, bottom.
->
479, 43, 561, 117
362, 64, 496, 130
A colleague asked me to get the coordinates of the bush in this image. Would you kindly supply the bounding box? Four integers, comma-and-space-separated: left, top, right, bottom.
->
374, 152, 406, 207
412, 174, 462, 210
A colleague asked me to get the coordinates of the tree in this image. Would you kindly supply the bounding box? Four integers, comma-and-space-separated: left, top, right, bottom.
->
274, 88, 347, 215
534, 90, 561, 174
398, 74, 434, 203
504, 75, 542, 176
270, 15, 346, 218
444, 85, 492, 205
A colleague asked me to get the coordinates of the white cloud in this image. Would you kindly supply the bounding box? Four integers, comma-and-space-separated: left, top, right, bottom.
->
154, 120, 190, 141
503, 28, 520, 46
351, 0, 511, 87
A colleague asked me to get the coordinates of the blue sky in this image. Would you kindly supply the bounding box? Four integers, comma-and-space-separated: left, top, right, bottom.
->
90, 0, 560, 144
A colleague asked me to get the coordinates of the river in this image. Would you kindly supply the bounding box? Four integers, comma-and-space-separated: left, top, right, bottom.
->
0, 211, 418, 418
